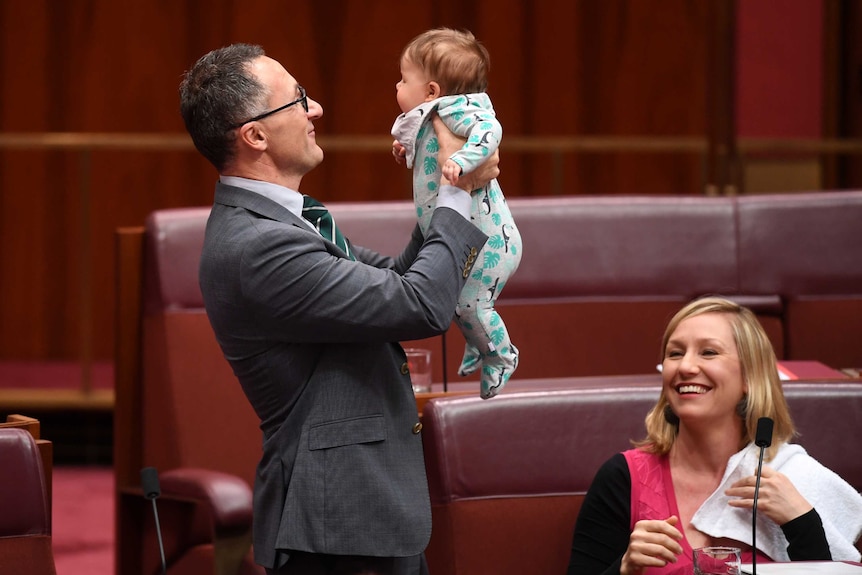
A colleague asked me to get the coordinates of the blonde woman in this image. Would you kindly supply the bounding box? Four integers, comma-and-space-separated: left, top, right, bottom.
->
567, 297, 862, 575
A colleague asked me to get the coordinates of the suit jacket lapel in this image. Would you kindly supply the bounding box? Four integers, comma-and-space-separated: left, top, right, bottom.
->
213, 181, 355, 260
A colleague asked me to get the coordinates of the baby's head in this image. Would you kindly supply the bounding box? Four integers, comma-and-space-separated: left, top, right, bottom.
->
396, 28, 490, 113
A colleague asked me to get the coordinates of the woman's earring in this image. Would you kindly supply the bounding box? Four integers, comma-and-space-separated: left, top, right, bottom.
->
664, 404, 680, 425
736, 396, 748, 418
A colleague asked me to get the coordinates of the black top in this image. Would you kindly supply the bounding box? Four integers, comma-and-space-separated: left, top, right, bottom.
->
567, 453, 832, 575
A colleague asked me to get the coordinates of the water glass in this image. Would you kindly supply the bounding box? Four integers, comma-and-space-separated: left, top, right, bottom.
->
693, 546, 741, 575
404, 348, 432, 393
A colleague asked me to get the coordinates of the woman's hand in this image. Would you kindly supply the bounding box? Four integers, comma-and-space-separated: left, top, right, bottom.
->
726, 466, 813, 526
620, 516, 684, 575
432, 115, 499, 191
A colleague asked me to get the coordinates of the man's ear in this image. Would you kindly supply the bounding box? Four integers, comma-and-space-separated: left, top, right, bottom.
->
425, 81, 442, 101
237, 123, 267, 151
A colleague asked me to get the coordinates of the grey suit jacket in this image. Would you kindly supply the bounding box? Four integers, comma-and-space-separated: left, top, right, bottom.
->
198, 182, 487, 568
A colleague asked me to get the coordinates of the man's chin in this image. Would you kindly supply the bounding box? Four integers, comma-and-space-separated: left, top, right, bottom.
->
312, 148, 324, 166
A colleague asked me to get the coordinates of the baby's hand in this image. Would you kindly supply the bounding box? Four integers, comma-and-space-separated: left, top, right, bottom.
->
442, 159, 462, 185
391, 140, 407, 167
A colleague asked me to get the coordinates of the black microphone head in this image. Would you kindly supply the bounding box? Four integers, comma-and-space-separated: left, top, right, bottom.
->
141, 467, 161, 499
755, 417, 774, 448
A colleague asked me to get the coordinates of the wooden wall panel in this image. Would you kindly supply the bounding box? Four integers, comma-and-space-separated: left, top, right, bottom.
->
837, 0, 862, 187
0, 0, 710, 362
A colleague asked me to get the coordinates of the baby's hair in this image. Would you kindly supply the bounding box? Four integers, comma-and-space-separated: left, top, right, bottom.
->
401, 27, 490, 95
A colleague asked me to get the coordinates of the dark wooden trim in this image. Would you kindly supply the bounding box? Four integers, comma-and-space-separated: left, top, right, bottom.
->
113, 226, 145, 575
706, 0, 739, 195
822, 0, 842, 188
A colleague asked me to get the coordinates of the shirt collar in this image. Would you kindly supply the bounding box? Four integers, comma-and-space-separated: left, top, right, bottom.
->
219, 175, 304, 221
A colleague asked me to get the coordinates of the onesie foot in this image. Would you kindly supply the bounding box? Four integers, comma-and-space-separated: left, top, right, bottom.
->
457, 344, 483, 377
479, 344, 519, 399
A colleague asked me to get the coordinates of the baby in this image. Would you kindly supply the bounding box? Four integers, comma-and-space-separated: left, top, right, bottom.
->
391, 27, 522, 399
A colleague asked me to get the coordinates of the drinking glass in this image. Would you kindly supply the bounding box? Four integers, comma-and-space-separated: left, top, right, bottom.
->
404, 348, 432, 393
693, 546, 741, 575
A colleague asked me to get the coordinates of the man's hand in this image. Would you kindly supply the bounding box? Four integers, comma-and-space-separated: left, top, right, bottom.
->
432, 115, 499, 191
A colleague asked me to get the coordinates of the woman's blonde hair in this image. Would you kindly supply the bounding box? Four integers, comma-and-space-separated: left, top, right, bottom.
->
401, 27, 490, 95
636, 296, 795, 460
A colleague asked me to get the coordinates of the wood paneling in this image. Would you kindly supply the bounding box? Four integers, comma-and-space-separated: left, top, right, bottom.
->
837, 0, 862, 187
0, 1, 711, 362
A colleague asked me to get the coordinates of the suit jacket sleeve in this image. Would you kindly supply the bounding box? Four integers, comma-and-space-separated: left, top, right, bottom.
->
235, 206, 485, 345
351, 222, 425, 275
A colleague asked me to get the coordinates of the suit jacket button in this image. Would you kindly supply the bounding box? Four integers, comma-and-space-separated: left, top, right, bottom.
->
462, 269, 470, 278
401, 362, 410, 375
470, 247, 478, 256
412, 422, 423, 434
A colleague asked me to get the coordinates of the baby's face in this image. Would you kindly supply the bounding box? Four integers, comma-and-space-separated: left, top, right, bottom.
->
395, 57, 432, 113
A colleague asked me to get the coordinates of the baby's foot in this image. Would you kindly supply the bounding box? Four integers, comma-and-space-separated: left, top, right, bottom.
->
457, 344, 483, 376
479, 345, 519, 399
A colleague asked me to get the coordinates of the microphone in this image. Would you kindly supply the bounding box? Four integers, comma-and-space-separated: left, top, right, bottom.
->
141, 467, 167, 575
751, 417, 774, 575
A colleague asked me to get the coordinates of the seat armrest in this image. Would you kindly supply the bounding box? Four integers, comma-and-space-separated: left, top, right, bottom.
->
158, 468, 253, 535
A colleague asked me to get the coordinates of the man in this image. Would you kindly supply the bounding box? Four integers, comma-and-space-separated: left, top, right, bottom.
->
179, 44, 497, 575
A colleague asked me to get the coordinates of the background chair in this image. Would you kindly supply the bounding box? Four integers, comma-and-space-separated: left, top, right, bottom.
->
0, 428, 56, 575
0, 414, 53, 513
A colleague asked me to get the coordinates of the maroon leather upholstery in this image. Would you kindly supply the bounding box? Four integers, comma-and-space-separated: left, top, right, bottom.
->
335, 194, 862, 379
141, 469, 258, 575
158, 469, 253, 534
421, 383, 658, 575
421, 380, 862, 575
736, 191, 862, 369
781, 382, 862, 488
143, 207, 210, 314
0, 428, 56, 575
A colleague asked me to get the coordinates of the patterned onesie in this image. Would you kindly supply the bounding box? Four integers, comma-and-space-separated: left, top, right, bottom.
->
391, 93, 522, 398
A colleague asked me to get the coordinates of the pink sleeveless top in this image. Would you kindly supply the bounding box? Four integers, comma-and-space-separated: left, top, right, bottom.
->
624, 449, 759, 575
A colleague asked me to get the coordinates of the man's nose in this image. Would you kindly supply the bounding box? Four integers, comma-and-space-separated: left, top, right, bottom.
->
307, 98, 323, 118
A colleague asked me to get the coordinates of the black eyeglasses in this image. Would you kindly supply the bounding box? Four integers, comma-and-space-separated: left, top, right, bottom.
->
231, 85, 308, 129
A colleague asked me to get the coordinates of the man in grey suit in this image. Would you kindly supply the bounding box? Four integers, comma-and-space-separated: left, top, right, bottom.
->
180, 44, 497, 575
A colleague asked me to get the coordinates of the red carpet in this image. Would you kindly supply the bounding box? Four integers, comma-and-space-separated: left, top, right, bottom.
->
53, 466, 114, 574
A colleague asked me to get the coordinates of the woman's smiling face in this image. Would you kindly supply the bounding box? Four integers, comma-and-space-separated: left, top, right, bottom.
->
662, 312, 747, 425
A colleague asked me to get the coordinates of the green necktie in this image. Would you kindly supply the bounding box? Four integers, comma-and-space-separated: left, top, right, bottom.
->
301, 195, 356, 261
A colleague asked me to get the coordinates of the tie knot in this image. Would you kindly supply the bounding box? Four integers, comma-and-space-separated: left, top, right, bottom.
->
302, 195, 324, 209
300, 195, 355, 261
301, 195, 329, 224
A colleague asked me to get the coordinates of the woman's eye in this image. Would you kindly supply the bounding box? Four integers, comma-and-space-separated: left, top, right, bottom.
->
666, 350, 683, 359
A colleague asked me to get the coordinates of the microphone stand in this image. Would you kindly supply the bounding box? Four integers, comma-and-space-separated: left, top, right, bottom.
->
141, 467, 168, 575
751, 417, 774, 575
149, 497, 167, 575
751, 444, 767, 575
